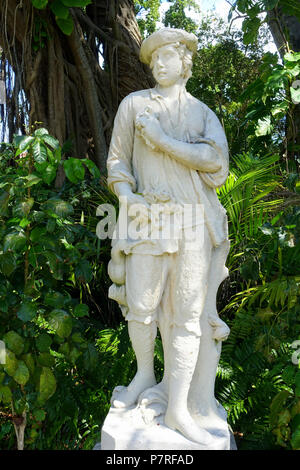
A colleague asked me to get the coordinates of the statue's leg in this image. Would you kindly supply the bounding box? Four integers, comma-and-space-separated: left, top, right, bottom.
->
112, 320, 157, 408
188, 242, 231, 432
164, 328, 213, 445
112, 253, 169, 408
206, 240, 230, 341
164, 230, 213, 444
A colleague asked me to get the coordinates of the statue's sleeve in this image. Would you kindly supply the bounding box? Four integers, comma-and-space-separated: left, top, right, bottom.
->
107, 95, 137, 193
198, 107, 229, 189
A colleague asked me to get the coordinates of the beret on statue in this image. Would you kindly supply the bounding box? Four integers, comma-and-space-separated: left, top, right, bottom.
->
139, 28, 198, 65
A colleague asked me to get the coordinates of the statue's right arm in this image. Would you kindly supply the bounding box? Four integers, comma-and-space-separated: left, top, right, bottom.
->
107, 95, 137, 197
107, 96, 149, 207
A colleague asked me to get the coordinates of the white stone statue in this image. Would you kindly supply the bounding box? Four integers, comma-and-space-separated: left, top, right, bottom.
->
102, 28, 232, 450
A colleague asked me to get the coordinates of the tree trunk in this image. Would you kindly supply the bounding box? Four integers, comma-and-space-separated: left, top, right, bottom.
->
267, 6, 300, 171
12, 407, 27, 451
0, 0, 154, 181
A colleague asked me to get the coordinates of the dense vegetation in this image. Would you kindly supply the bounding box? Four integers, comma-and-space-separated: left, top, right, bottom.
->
0, 0, 299, 450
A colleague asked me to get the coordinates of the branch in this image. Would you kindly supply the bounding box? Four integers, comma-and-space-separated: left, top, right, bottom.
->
74, 8, 137, 57
68, 13, 107, 172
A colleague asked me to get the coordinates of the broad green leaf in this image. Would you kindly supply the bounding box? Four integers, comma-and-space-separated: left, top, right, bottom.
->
31, 0, 49, 9
236, 0, 249, 13
36, 334, 53, 353
19, 217, 31, 227
16, 135, 34, 151
44, 251, 64, 280
50, 0, 69, 19
24, 174, 42, 187
271, 102, 288, 117
59, 343, 70, 355
83, 343, 98, 372
82, 159, 101, 179
0, 191, 10, 216
17, 302, 37, 323
71, 332, 85, 344
74, 303, 89, 317
3, 331, 24, 356
291, 428, 300, 450
34, 128, 49, 137
255, 116, 272, 136
284, 52, 300, 62
3, 231, 27, 252
13, 361, 30, 385
56, 17, 74, 35
14, 197, 34, 217
43, 198, 74, 217
242, 17, 261, 45
30, 226, 47, 242
292, 414, 300, 433
0, 385, 12, 404
63, 158, 85, 183
46, 218, 56, 233
49, 309, 72, 338
0, 252, 17, 276
32, 140, 48, 164
33, 409, 46, 421
38, 367, 56, 403
34, 160, 48, 174
278, 409, 291, 426
44, 291, 65, 308
75, 259, 93, 283
21, 353, 35, 375
42, 134, 60, 149
69, 346, 81, 363
41, 164, 57, 185
37, 353, 55, 367
3, 350, 18, 377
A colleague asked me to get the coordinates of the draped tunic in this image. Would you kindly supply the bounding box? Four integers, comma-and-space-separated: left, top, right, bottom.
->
107, 87, 229, 253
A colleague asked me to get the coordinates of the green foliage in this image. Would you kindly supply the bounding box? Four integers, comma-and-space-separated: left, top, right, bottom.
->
164, 0, 199, 33
0, 0, 298, 451
215, 153, 300, 449
186, 13, 272, 157
31, 0, 92, 42
134, 0, 200, 37
240, 51, 300, 155
0, 130, 108, 449
230, 0, 300, 45
134, 0, 161, 36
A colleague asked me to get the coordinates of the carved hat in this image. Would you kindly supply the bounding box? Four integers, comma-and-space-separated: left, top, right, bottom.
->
139, 28, 198, 66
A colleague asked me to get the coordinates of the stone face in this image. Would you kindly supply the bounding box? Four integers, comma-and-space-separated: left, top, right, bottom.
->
102, 27, 232, 450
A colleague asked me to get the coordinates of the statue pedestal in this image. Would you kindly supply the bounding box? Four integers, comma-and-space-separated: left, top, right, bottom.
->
100, 406, 235, 450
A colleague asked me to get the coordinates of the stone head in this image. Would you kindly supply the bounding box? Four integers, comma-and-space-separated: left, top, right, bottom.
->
139, 28, 197, 87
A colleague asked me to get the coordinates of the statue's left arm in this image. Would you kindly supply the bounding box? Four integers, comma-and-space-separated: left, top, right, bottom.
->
137, 105, 229, 186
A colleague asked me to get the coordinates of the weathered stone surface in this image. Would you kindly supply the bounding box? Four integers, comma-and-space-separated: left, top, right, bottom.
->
101, 27, 232, 450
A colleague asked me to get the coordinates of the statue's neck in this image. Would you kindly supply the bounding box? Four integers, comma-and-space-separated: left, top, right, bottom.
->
155, 82, 186, 101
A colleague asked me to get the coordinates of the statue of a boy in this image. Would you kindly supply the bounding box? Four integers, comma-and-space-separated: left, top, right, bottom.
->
106, 28, 230, 446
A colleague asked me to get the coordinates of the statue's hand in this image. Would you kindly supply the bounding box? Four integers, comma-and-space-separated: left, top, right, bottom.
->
122, 192, 150, 221
125, 192, 149, 208
136, 106, 164, 149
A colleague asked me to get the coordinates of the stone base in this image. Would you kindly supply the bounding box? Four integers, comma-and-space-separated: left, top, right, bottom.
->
100, 406, 235, 451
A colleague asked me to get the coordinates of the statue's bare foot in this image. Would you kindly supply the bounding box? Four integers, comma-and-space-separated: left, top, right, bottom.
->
164, 409, 213, 445
112, 372, 156, 408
